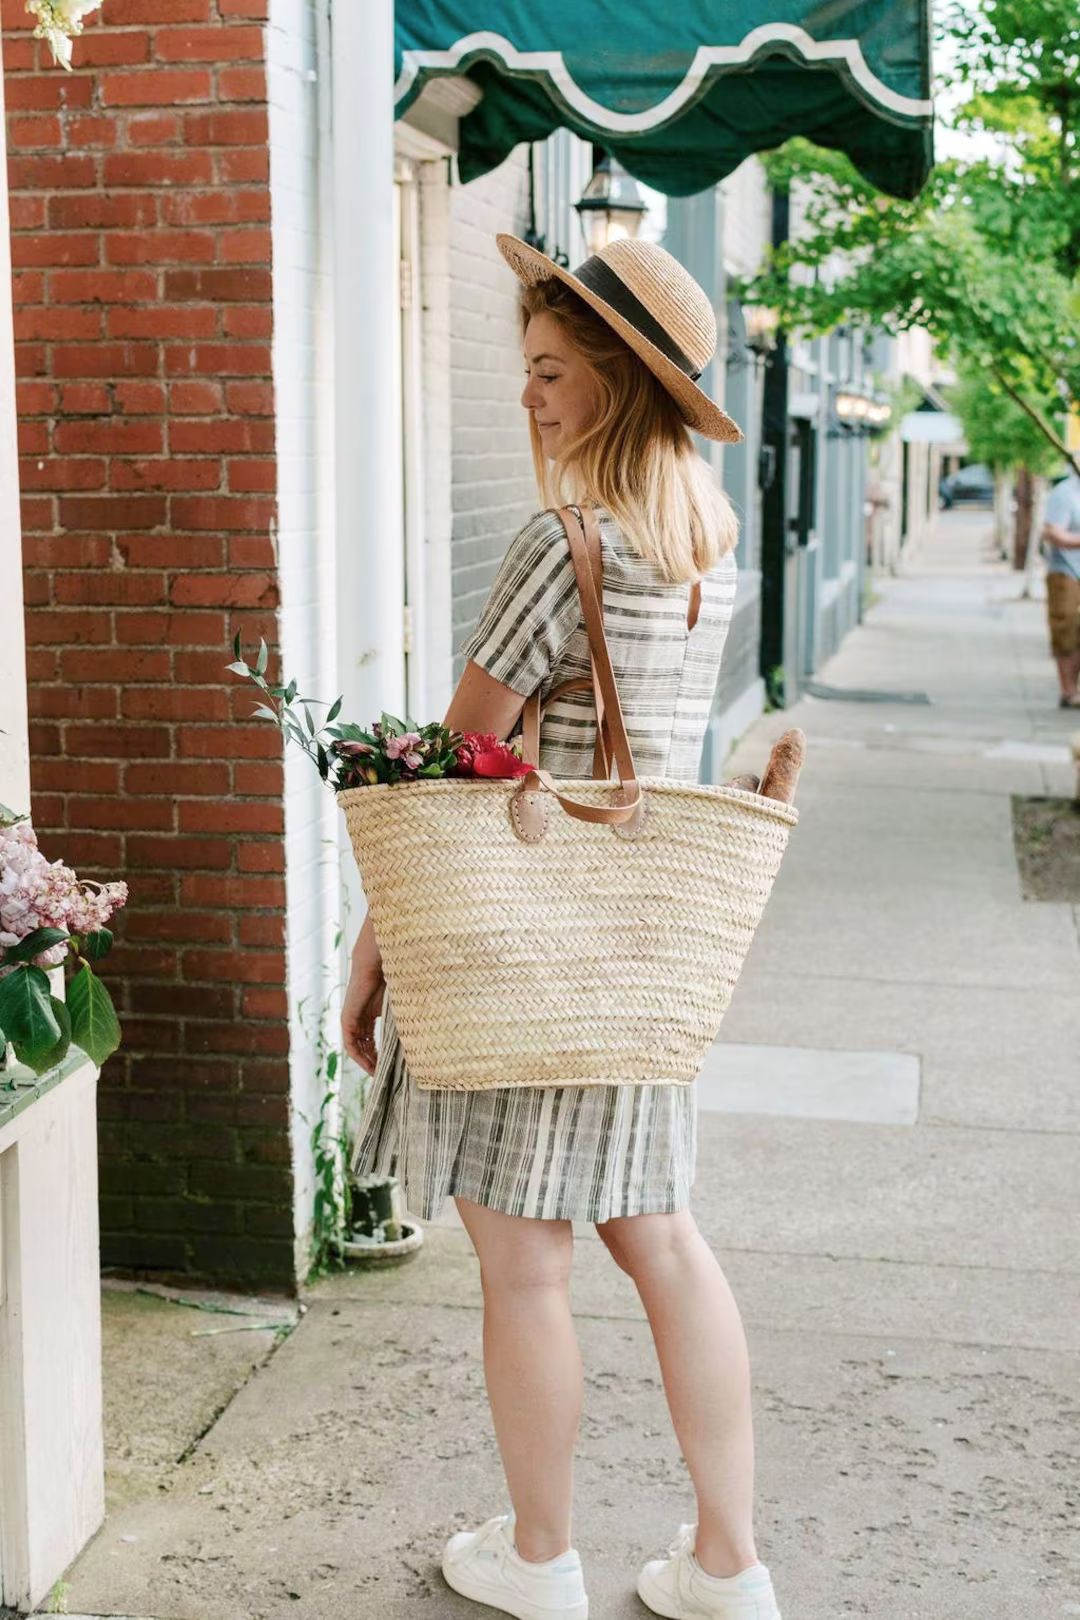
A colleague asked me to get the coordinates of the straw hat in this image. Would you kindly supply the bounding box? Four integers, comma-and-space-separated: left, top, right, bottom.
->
496, 233, 742, 444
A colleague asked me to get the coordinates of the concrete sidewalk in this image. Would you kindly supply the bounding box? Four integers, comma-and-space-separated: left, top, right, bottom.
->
46, 514, 1079, 1620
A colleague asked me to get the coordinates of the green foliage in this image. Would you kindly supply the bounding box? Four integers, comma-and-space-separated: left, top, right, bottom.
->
946, 363, 1064, 475
738, 0, 1080, 472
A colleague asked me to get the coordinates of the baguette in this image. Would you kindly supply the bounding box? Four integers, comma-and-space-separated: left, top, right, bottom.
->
759, 728, 806, 805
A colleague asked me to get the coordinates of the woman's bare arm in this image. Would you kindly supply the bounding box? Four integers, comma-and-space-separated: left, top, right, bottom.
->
443, 659, 528, 740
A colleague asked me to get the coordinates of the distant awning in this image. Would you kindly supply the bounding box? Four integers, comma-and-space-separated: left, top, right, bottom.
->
395, 2, 934, 200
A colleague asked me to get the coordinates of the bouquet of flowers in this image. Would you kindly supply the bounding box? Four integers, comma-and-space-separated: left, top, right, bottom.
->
226, 634, 535, 790
0, 805, 126, 1078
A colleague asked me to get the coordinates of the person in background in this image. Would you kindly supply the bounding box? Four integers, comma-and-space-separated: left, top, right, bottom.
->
1041, 466, 1080, 708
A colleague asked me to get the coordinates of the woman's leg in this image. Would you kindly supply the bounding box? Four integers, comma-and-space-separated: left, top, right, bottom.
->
454, 1195, 582, 1563
595, 1209, 758, 1579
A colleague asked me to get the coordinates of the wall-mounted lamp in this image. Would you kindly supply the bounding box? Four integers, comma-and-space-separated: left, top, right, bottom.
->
833, 387, 892, 437
744, 304, 779, 355
574, 154, 648, 255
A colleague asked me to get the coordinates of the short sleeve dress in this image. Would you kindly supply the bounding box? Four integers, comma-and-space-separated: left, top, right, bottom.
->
349, 505, 738, 1222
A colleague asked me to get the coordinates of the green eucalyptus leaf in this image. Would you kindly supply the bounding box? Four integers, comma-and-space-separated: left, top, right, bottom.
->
256, 637, 268, 676
326, 695, 342, 723
225, 660, 249, 676
232, 630, 242, 658
67, 962, 122, 1067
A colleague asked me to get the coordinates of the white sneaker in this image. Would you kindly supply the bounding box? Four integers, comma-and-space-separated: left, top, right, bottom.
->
441, 1511, 589, 1619
637, 1522, 782, 1619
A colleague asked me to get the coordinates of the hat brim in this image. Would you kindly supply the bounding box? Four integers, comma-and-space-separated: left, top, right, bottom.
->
496, 233, 743, 445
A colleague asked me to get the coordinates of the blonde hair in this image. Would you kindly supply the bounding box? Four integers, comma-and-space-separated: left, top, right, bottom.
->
520, 279, 738, 582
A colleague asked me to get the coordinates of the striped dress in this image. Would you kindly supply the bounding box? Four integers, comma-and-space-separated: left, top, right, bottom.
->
349, 505, 738, 1222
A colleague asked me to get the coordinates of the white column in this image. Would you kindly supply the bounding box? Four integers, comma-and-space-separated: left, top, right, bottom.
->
0, 37, 30, 815
331, 0, 403, 731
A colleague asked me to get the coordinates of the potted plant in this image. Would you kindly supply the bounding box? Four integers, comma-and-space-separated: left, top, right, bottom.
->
342, 1171, 425, 1266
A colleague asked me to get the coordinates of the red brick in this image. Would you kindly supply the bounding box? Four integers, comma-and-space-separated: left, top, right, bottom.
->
169, 497, 274, 533
24, 533, 112, 566
58, 493, 166, 528
27, 721, 60, 755
169, 418, 272, 454
61, 647, 171, 681
183, 108, 267, 145
7, 153, 97, 189
9, 194, 46, 231
230, 762, 281, 797
128, 834, 232, 869
66, 115, 120, 147
74, 795, 175, 831
25, 611, 113, 645
211, 383, 270, 416
154, 25, 263, 61
123, 910, 230, 943
104, 151, 213, 187
17, 419, 49, 454
52, 344, 159, 378
51, 831, 124, 869
67, 723, 172, 758
50, 192, 157, 230
177, 723, 280, 759
76, 30, 150, 65
220, 306, 271, 341
165, 343, 271, 378
236, 841, 284, 873
218, 0, 268, 13
164, 265, 270, 302
54, 419, 163, 455
7, 114, 63, 148
11, 232, 99, 269
17, 380, 57, 413
125, 761, 230, 795
116, 533, 224, 568
162, 188, 268, 226
115, 608, 225, 644
14, 335, 45, 371
112, 457, 222, 492
121, 686, 230, 721
226, 534, 275, 568
218, 228, 271, 265
226, 459, 275, 494
11, 269, 44, 301
20, 493, 54, 527
106, 230, 216, 267
35, 758, 119, 795
30, 684, 119, 720
58, 382, 111, 414
179, 799, 282, 834
175, 643, 274, 683
126, 111, 182, 145
181, 874, 284, 909
53, 571, 166, 604
20, 455, 107, 491
115, 382, 167, 416
100, 69, 213, 107
15, 306, 102, 341
169, 379, 223, 413
4, 76, 94, 112
181, 947, 281, 984
169, 572, 277, 608
106, 0, 210, 19
237, 914, 285, 948
52, 268, 158, 303
217, 67, 266, 105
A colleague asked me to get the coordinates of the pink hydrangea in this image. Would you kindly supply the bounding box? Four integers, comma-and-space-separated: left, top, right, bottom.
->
0, 821, 127, 975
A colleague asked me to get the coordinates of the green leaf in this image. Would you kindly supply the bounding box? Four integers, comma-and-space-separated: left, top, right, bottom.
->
304, 705, 316, 736
326, 695, 342, 723
250, 703, 281, 723
3, 926, 70, 965
82, 927, 112, 962
256, 636, 268, 676
24, 996, 72, 1076
0, 964, 63, 1062
286, 679, 297, 703
66, 962, 122, 1067
380, 712, 405, 735
316, 741, 329, 777
232, 629, 242, 658
225, 660, 250, 676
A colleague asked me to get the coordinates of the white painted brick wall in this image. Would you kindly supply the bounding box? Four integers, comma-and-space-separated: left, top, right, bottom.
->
268, 0, 340, 1281
721, 157, 770, 278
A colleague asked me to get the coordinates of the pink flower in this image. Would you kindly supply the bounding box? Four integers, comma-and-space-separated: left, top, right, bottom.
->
384, 731, 422, 761
0, 821, 127, 974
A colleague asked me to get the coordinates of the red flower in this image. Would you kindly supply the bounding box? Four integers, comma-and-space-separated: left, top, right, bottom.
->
471, 746, 533, 778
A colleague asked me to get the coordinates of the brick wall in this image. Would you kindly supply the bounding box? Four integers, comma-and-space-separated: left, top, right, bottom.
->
2, 0, 295, 1291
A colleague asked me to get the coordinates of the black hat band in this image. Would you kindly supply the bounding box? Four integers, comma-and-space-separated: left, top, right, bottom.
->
572, 255, 704, 382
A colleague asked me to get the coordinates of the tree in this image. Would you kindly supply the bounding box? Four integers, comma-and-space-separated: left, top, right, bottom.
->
738, 0, 1080, 475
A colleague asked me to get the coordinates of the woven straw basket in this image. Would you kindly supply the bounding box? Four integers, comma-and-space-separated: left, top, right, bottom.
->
339, 506, 799, 1092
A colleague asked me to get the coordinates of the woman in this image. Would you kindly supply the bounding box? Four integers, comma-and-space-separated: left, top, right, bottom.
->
341, 232, 784, 1620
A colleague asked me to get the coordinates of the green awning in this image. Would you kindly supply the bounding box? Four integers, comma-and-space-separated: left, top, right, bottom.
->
395, 2, 934, 200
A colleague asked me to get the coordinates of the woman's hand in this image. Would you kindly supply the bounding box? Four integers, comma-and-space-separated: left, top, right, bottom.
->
342, 914, 385, 1076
